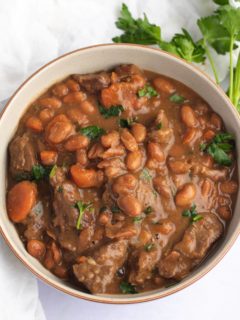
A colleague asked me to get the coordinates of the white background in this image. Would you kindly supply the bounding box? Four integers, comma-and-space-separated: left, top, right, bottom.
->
1, 1, 240, 319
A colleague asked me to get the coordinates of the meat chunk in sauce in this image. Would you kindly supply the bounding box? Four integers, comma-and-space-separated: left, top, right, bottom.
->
73, 240, 128, 294
6, 64, 237, 295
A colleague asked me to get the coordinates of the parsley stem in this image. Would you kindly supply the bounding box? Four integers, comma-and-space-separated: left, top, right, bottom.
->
204, 43, 219, 85
233, 52, 240, 108
229, 35, 234, 102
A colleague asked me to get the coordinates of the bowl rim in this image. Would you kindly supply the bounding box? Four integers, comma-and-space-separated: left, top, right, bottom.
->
1, 43, 240, 304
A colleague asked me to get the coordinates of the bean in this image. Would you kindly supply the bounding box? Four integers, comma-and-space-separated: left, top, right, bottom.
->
111, 225, 137, 239
101, 145, 125, 159
45, 114, 73, 144
98, 212, 111, 225
131, 123, 146, 143
175, 183, 196, 206
53, 265, 68, 279
138, 229, 152, 246
26, 116, 43, 133
154, 221, 175, 235
51, 242, 62, 264
153, 177, 172, 199
76, 149, 88, 167
64, 134, 90, 151
203, 129, 215, 141
39, 108, 54, 124
152, 77, 175, 94
44, 249, 55, 270
38, 97, 62, 109
181, 105, 198, 128
182, 128, 199, 145
118, 195, 142, 217
201, 179, 213, 197
220, 180, 238, 194
7, 181, 37, 223
218, 196, 231, 207
112, 173, 137, 195
217, 206, 232, 220
88, 143, 104, 159
65, 79, 80, 92
80, 100, 96, 115
155, 110, 169, 129
40, 150, 58, 166
168, 160, 191, 174
120, 128, 138, 152
27, 240, 46, 261
66, 108, 88, 126
70, 165, 103, 188
169, 145, 185, 157
147, 142, 165, 162
52, 83, 69, 97
201, 155, 214, 168
126, 150, 142, 171
63, 91, 86, 104
101, 131, 120, 148
210, 113, 222, 130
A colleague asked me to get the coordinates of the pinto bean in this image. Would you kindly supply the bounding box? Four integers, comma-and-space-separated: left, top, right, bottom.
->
168, 160, 191, 174
153, 77, 175, 94
147, 142, 165, 162
66, 108, 89, 126
38, 97, 62, 109
126, 150, 142, 171
175, 183, 196, 207
76, 149, 88, 166
53, 265, 68, 279
201, 179, 213, 197
203, 129, 215, 141
220, 180, 238, 194
169, 145, 186, 157
118, 195, 142, 217
63, 91, 86, 104
201, 155, 214, 168
154, 221, 175, 235
98, 212, 111, 225
138, 229, 152, 246
112, 173, 137, 195
153, 177, 172, 199
101, 131, 120, 148
65, 79, 80, 92
45, 114, 73, 144
88, 143, 104, 159
64, 134, 90, 151
70, 165, 103, 188
101, 145, 126, 159
44, 249, 55, 270
182, 128, 199, 145
51, 242, 62, 264
7, 181, 37, 223
120, 128, 138, 152
181, 105, 198, 128
217, 206, 232, 220
27, 240, 46, 260
39, 108, 54, 124
131, 123, 146, 143
26, 116, 43, 133
40, 150, 58, 166
210, 113, 222, 130
80, 100, 96, 115
52, 83, 69, 97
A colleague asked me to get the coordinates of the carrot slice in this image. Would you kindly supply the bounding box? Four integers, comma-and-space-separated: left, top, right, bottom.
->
40, 150, 58, 165
7, 181, 37, 222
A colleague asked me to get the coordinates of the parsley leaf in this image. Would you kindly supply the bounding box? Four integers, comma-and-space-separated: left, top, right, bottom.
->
140, 168, 152, 182
213, 0, 229, 4
144, 243, 155, 251
144, 206, 153, 215
138, 84, 158, 98
120, 281, 138, 294
49, 164, 57, 178
32, 164, 47, 180
182, 204, 203, 223
119, 118, 135, 128
169, 93, 185, 104
112, 3, 161, 45
79, 126, 105, 140
75, 201, 93, 230
111, 205, 121, 213
99, 104, 124, 119
156, 123, 162, 130
133, 215, 144, 223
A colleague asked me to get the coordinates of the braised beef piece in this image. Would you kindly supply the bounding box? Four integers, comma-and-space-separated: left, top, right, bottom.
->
73, 240, 128, 293
159, 213, 223, 280
9, 133, 37, 174
24, 201, 48, 240
72, 72, 111, 93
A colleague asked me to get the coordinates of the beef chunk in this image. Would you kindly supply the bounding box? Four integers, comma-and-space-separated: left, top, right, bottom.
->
73, 240, 128, 293
72, 72, 111, 93
159, 213, 223, 280
9, 133, 37, 174
49, 166, 67, 188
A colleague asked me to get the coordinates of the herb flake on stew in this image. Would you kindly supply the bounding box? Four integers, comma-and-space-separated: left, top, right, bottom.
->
15, 164, 53, 182
140, 168, 152, 182
156, 122, 162, 130
119, 118, 135, 128
49, 164, 57, 178
138, 84, 158, 98
144, 206, 153, 215
169, 93, 185, 104
119, 281, 138, 294
144, 243, 155, 251
99, 104, 124, 119
75, 201, 93, 230
182, 204, 203, 223
133, 215, 144, 223
79, 126, 106, 140
111, 205, 121, 213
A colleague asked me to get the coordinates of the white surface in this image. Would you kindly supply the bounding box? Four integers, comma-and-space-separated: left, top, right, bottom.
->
0, 0, 240, 319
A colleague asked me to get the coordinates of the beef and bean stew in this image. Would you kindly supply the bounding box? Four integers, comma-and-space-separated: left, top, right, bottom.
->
7, 64, 238, 294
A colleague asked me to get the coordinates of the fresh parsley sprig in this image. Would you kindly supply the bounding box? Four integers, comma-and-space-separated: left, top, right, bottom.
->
99, 104, 124, 119
182, 204, 203, 223
79, 126, 106, 140
75, 201, 93, 230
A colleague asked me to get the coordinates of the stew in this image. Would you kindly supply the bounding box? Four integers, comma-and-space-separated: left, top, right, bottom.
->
7, 64, 238, 294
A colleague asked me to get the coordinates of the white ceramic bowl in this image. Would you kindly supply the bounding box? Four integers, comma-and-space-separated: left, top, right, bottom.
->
1, 44, 240, 304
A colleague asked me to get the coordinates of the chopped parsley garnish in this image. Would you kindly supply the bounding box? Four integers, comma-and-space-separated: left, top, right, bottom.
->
32, 164, 47, 180
79, 126, 106, 140
15, 164, 54, 182
182, 204, 203, 223
120, 281, 138, 294
111, 205, 121, 213
140, 168, 152, 182
144, 206, 153, 215
57, 186, 63, 193
133, 215, 144, 223
138, 84, 158, 98
49, 164, 57, 178
144, 243, 155, 252
156, 122, 162, 130
99, 104, 124, 119
119, 118, 135, 128
169, 93, 185, 104
75, 201, 93, 230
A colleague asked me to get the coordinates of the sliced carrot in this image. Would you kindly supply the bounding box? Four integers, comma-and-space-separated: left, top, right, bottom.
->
26, 116, 43, 133
7, 181, 37, 223
40, 150, 58, 165
70, 165, 100, 188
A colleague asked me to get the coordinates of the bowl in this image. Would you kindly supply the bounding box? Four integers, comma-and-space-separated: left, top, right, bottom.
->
0, 44, 240, 304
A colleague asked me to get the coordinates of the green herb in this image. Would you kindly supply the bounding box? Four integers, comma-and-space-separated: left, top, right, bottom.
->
57, 186, 63, 193
156, 122, 162, 130
133, 215, 144, 223
119, 118, 135, 128
79, 126, 105, 140
144, 243, 155, 252
119, 281, 138, 294
111, 205, 121, 213
49, 164, 57, 178
32, 164, 47, 180
213, 0, 229, 5
112, 3, 161, 45
75, 201, 93, 230
199, 143, 207, 151
144, 206, 153, 215
169, 93, 185, 104
99, 206, 108, 213
14, 171, 33, 182
182, 204, 203, 223
140, 168, 152, 182
138, 84, 158, 98
99, 104, 124, 119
